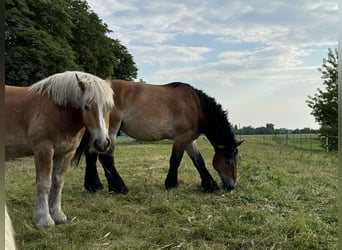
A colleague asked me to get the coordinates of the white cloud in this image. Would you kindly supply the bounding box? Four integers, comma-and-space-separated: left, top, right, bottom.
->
126, 30, 176, 44
88, 0, 337, 43
131, 45, 211, 65
87, 0, 137, 17
218, 45, 310, 70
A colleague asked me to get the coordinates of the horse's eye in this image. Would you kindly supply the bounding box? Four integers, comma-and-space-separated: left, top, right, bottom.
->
224, 148, 238, 159
84, 105, 90, 111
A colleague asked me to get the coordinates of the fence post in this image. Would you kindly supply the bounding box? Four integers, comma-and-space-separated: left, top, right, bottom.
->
325, 135, 329, 153
285, 132, 289, 145
292, 133, 295, 146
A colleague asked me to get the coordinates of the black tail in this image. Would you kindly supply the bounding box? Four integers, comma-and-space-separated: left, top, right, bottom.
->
72, 130, 91, 166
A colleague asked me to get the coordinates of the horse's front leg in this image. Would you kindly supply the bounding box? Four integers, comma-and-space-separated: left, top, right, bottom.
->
99, 148, 128, 194
84, 147, 103, 192
33, 146, 55, 227
165, 143, 185, 189
186, 141, 218, 192
49, 152, 74, 225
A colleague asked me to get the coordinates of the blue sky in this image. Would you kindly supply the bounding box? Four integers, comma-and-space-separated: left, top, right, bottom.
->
87, 0, 337, 129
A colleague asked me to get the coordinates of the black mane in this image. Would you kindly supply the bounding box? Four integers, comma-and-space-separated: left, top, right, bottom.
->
167, 82, 236, 148
165, 82, 190, 88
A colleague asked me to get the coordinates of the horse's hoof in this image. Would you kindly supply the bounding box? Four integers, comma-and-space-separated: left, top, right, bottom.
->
165, 180, 179, 189
33, 215, 55, 227
84, 182, 104, 192
108, 186, 129, 195
201, 180, 219, 192
50, 210, 67, 225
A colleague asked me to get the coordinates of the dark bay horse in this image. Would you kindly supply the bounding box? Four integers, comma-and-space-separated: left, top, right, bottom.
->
5, 71, 114, 226
73, 80, 243, 194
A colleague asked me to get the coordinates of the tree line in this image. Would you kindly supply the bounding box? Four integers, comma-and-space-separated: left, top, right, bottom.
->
232, 123, 317, 136
5, 0, 138, 86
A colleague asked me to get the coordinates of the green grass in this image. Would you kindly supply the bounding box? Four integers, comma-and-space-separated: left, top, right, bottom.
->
6, 136, 337, 249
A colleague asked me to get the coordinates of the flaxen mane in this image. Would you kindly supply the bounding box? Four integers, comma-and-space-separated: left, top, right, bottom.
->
29, 71, 114, 109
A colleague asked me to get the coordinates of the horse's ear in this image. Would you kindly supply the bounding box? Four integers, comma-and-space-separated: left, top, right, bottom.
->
236, 140, 244, 147
75, 74, 86, 92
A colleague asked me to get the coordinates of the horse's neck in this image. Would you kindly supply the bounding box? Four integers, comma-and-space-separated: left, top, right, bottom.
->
203, 131, 218, 149
112, 80, 135, 109
201, 120, 229, 149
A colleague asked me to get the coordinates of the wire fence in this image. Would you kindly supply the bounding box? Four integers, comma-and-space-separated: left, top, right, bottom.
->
261, 133, 337, 153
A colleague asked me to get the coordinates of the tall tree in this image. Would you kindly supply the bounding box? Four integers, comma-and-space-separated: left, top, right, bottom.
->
307, 48, 338, 151
68, 0, 115, 78
5, 0, 79, 85
5, 0, 138, 86
111, 39, 137, 80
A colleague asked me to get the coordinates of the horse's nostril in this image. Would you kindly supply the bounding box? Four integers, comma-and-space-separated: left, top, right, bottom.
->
93, 138, 110, 152
225, 185, 235, 192
93, 139, 99, 150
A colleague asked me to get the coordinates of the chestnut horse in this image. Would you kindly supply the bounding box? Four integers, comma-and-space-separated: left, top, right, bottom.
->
5, 71, 114, 226
73, 80, 243, 194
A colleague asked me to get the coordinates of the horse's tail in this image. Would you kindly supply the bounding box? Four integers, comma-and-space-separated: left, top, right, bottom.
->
72, 130, 91, 166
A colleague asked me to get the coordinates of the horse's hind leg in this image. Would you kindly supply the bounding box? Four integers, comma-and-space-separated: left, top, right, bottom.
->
186, 141, 218, 191
49, 152, 74, 224
99, 149, 128, 194
33, 146, 55, 226
84, 146, 104, 192
165, 143, 185, 189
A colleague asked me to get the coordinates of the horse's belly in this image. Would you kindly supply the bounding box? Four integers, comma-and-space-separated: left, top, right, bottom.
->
5, 145, 33, 160
5, 134, 33, 160
121, 122, 174, 141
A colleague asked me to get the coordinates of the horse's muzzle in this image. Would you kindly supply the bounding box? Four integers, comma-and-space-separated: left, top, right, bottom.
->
94, 138, 110, 152
224, 184, 235, 191
222, 176, 235, 191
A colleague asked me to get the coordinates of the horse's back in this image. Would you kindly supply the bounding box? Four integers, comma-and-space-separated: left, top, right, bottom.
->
5, 84, 29, 99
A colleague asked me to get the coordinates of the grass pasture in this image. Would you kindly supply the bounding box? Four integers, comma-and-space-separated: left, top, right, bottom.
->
6, 136, 337, 249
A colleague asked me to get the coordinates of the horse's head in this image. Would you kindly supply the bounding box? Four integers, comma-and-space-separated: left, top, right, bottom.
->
76, 73, 114, 153
212, 140, 243, 191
